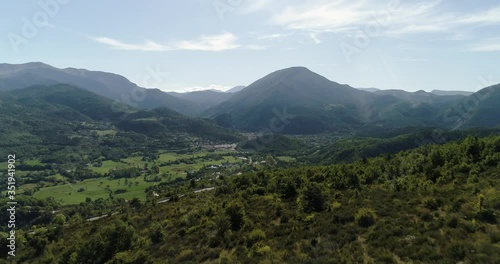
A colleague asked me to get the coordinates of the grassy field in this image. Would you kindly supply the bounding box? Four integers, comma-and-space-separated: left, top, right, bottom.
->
90, 160, 131, 174
122, 156, 144, 165
24, 159, 42, 165
277, 156, 296, 162
160, 153, 242, 179
95, 130, 117, 136
33, 176, 156, 205
25, 150, 242, 204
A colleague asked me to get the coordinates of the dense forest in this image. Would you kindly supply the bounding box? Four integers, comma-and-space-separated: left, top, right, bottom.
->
2, 135, 499, 263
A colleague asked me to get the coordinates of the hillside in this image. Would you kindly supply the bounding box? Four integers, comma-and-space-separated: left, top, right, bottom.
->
6, 135, 500, 263
0, 62, 201, 116
438, 84, 500, 129
0, 84, 242, 158
304, 128, 500, 164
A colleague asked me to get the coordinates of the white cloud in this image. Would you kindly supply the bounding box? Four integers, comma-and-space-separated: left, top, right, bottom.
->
458, 6, 500, 25
273, 1, 371, 32
245, 45, 266, 50
239, 0, 273, 14
93, 37, 172, 51
396, 58, 429, 62
309, 32, 321, 44
176, 33, 240, 51
447, 33, 472, 41
256, 32, 294, 40
268, 0, 500, 37
387, 24, 447, 35
471, 43, 500, 52
93, 33, 261, 52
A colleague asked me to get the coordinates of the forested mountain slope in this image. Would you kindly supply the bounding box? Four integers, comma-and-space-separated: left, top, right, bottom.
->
6, 135, 500, 263
0, 84, 241, 158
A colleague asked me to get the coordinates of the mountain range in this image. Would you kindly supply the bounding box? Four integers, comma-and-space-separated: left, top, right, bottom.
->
203, 67, 499, 133
1, 62, 499, 135
0, 62, 204, 115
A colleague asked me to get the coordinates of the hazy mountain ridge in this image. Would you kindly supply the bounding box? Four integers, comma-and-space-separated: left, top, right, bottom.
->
168, 90, 233, 111
436, 84, 500, 129
226, 85, 246, 93
2, 62, 499, 134
0, 62, 202, 116
431, 89, 474, 96
203, 67, 482, 133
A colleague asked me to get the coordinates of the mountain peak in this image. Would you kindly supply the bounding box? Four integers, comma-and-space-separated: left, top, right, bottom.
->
0, 62, 54, 73
276, 66, 312, 74
285, 66, 310, 70
3, 62, 51, 67
258, 66, 322, 84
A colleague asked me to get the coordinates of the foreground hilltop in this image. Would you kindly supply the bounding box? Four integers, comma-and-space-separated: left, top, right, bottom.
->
6, 135, 500, 263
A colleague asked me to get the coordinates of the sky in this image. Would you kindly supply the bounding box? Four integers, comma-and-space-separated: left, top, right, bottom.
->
2, 0, 500, 92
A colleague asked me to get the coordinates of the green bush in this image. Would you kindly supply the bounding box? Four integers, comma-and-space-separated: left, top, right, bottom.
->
225, 202, 246, 231
247, 229, 266, 246
298, 182, 326, 213
355, 208, 377, 228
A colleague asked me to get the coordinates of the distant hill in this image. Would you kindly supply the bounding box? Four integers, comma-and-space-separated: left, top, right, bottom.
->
204, 67, 384, 133
361, 89, 473, 97
0, 62, 201, 116
438, 84, 500, 129
168, 90, 233, 112
357, 88, 380, 93
373, 89, 465, 104
431, 90, 474, 96
226, 85, 246, 93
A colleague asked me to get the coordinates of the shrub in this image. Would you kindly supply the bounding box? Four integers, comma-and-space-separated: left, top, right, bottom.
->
52, 214, 66, 226
225, 202, 246, 231
355, 208, 376, 228
331, 201, 342, 210
423, 198, 440, 210
448, 242, 466, 260
149, 224, 164, 244
298, 182, 326, 213
247, 229, 266, 246
477, 209, 497, 224
114, 189, 127, 194
176, 249, 194, 262
251, 242, 271, 256
447, 217, 458, 228
490, 231, 500, 244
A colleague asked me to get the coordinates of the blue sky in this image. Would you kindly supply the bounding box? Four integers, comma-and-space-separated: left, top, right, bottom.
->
2, 0, 500, 92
